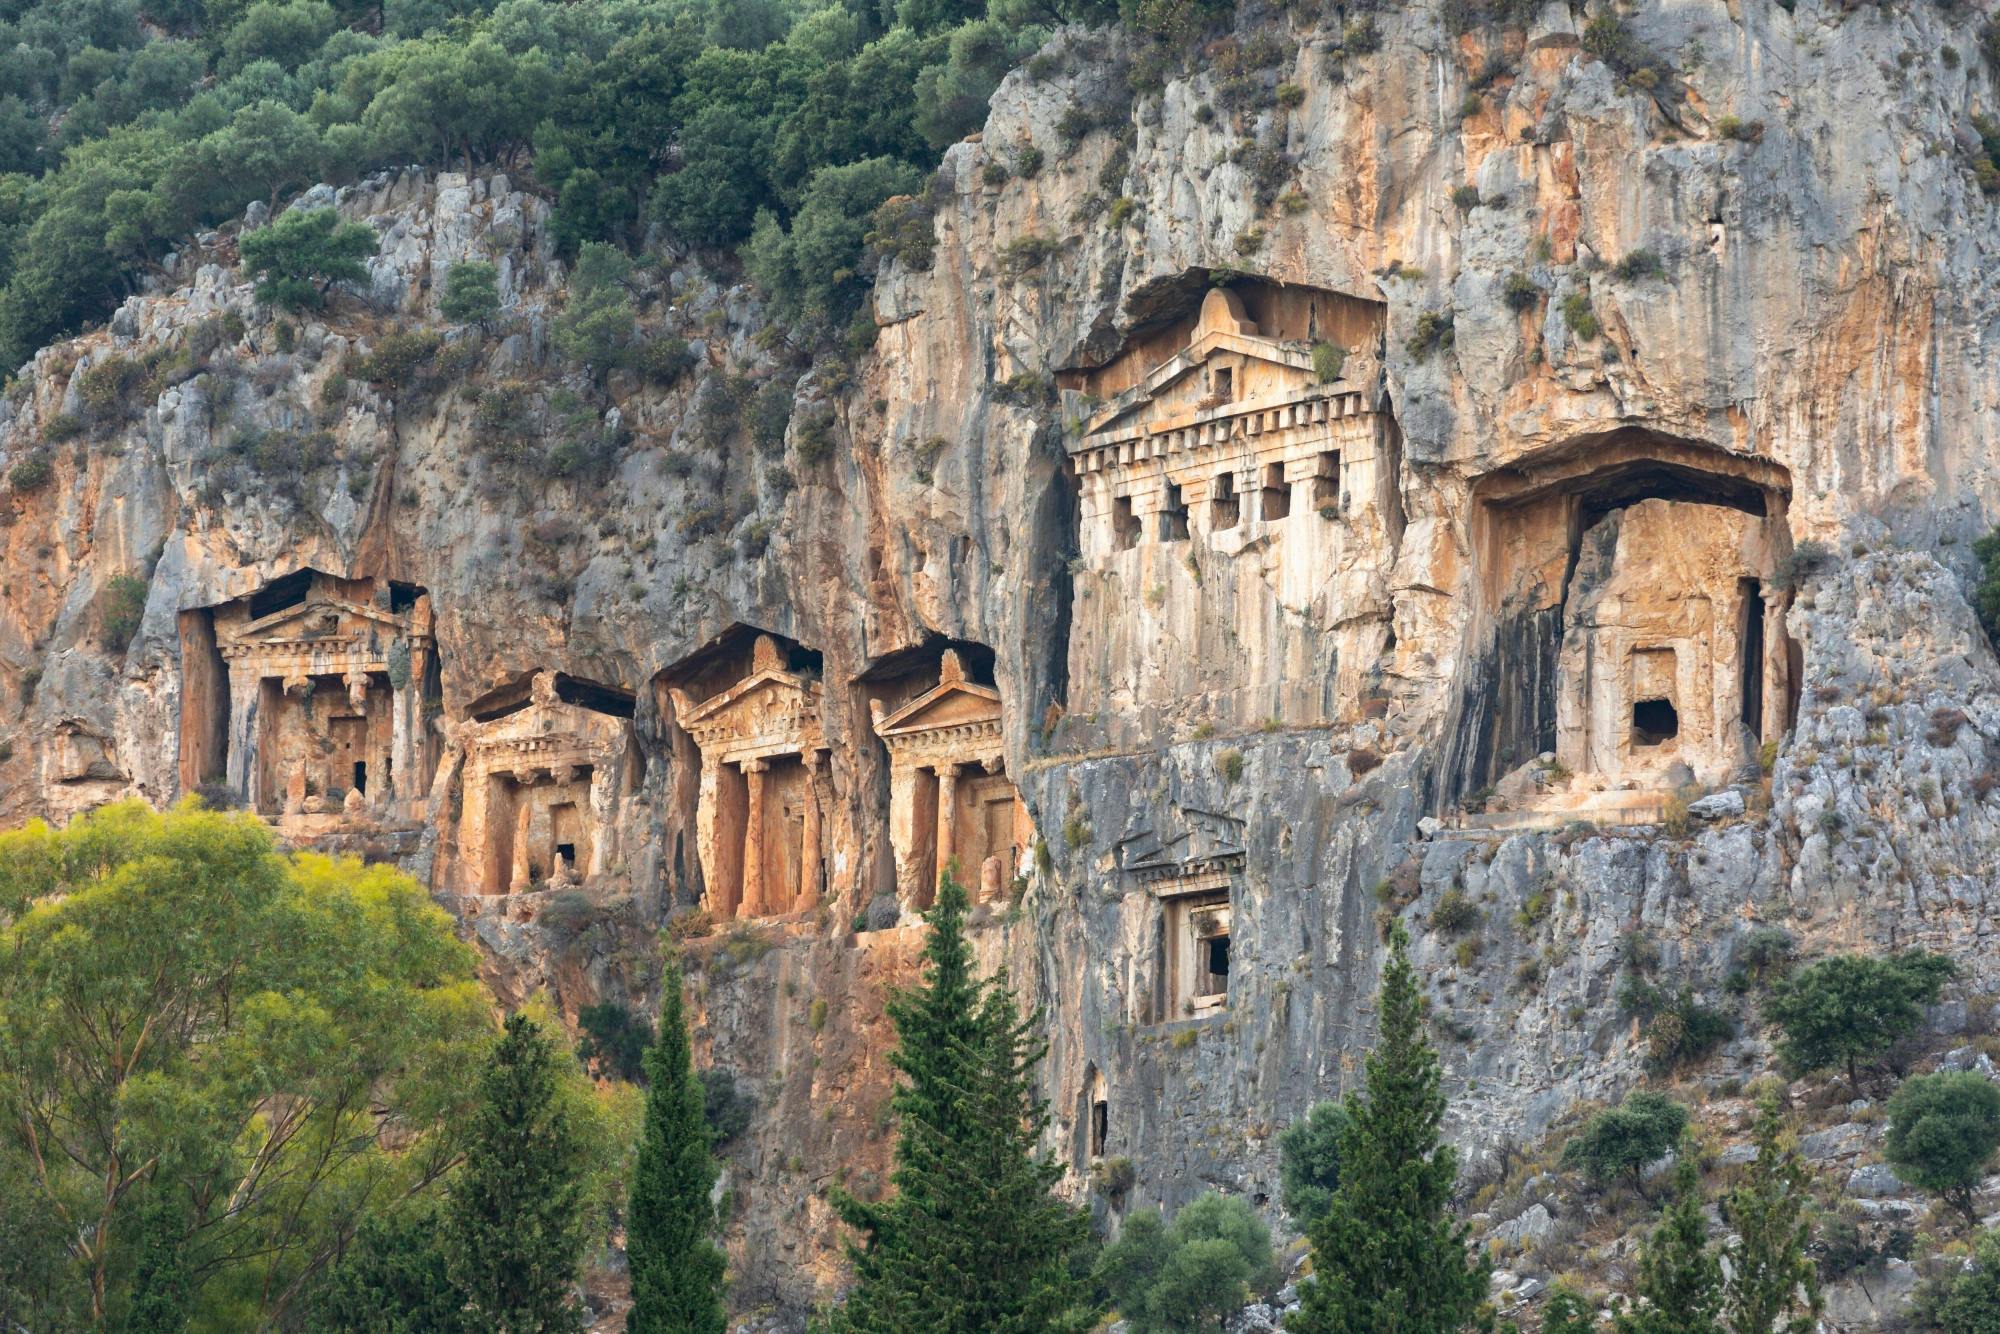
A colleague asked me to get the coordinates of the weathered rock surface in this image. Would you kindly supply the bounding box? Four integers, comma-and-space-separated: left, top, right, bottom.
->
4, 1, 2000, 1327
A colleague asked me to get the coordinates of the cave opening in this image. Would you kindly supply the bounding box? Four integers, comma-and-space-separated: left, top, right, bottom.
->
1445, 431, 1796, 811
1630, 699, 1679, 747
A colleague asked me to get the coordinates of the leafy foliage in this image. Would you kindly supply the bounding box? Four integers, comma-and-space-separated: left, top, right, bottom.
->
1974, 526, 2000, 646
1762, 951, 1957, 1093
1278, 1100, 1349, 1224
820, 871, 1093, 1333
1613, 1159, 1723, 1334
0, 800, 492, 1327
1884, 1072, 2000, 1223
439, 258, 502, 325
626, 956, 727, 1334
239, 208, 378, 311
1925, 1226, 2000, 1332
1561, 1092, 1688, 1194
1094, 1192, 1276, 1333
1720, 1097, 1820, 1334
1289, 923, 1489, 1334
577, 1000, 654, 1082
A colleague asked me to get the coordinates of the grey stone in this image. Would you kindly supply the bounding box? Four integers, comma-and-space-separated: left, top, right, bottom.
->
1687, 789, 1746, 821
1800, 1123, 1873, 1162
1492, 1203, 1555, 1248
1846, 1163, 1907, 1198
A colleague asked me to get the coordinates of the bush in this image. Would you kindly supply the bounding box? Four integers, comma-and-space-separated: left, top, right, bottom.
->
239, 209, 378, 312
1562, 291, 1601, 339
1885, 1072, 2000, 1222
867, 193, 938, 273
1773, 538, 1832, 592
1641, 989, 1733, 1071
353, 329, 444, 390
1000, 233, 1059, 275
1502, 271, 1539, 312
1763, 951, 1957, 1094
554, 242, 636, 370
1972, 526, 2000, 645
1922, 1226, 2000, 1330
97, 573, 149, 650
1451, 184, 1481, 211
576, 1001, 652, 1082
1094, 1192, 1277, 1333
1429, 888, 1478, 935
1612, 248, 1665, 281
700, 1068, 754, 1145
1561, 1091, 1688, 1192
1311, 342, 1346, 383
438, 260, 501, 325
78, 355, 147, 425
1278, 1102, 1348, 1223
1405, 309, 1454, 360
634, 336, 696, 386
8, 450, 53, 492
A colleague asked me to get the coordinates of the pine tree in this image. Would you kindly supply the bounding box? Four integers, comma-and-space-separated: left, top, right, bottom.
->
1290, 922, 1490, 1334
1721, 1097, 1820, 1334
626, 956, 728, 1334
1613, 1159, 1723, 1334
821, 871, 1092, 1334
444, 1015, 590, 1334
1541, 1286, 1601, 1334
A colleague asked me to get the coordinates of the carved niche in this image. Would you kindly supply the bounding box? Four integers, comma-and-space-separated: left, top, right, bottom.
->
454, 671, 634, 895
1119, 807, 1247, 1022
670, 634, 829, 921
870, 648, 1032, 911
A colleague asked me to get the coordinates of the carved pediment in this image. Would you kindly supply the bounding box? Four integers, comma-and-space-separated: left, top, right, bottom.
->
1118, 806, 1247, 887
872, 650, 1002, 741
225, 597, 414, 651
680, 671, 824, 757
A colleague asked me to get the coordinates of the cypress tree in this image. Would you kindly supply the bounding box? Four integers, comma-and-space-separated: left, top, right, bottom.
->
1613, 1159, 1723, 1334
626, 956, 728, 1334
1721, 1097, 1819, 1334
822, 871, 1092, 1334
1290, 922, 1489, 1334
444, 1015, 590, 1334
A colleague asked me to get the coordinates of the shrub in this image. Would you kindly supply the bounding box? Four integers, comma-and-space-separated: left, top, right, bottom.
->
1093, 1193, 1278, 1333
239, 208, 378, 312
1763, 951, 1957, 1094
1582, 14, 1674, 92
1885, 1072, 2000, 1222
981, 160, 1009, 188
1562, 291, 1601, 339
748, 377, 796, 454
438, 260, 501, 325
1000, 233, 1059, 275
1429, 888, 1478, 935
1016, 146, 1044, 178
867, 193, 938, 272
1275, 82, 1305, 109
1561, 1091, 1688, 1193
1216, 749, 1245, 784
1090, 1156, 1137, 1198
1735, 926, 1796, 981
1922, 1226, 2000, 1328
1972, 526, 2000, 645
1612, 248, 1665, 281
1405, 309, 1454, 360
1773, 538, 1831, 592
78, 355, 147, 425
43, 413, 83, 443
634, 336, 696, 385
700, 1068, 754, 1145
1311, 342, 1346, 383
1278, 1102, 1348, 1224
353, 329, 444, 390
1641, 989, 1733, 1071
1451, 184, 1481, 211
8, 450, 53, 492
554, 242, 636, 370
1502, 271, 1539, 312
575, 1001, 652, 1082
1343, 17, 1381, 55
97, 573, 149, 650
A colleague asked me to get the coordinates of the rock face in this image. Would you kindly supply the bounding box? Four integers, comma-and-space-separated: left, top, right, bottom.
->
4, 0, 2000, 1324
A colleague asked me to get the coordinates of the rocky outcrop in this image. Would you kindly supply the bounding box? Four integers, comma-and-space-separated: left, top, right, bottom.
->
5, 0, 2000, 1325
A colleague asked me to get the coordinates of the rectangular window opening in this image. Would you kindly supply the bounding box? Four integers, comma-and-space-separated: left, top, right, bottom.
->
1210, 366, 1233, 403
1738, 578, 1765, 740
1160, 482, 1190, 541
352, 761, 366, 793
1090, 1099, 1108, 1158
1112, 495, 1141, 551
1311, 451, 1342, 515
1632, 698, 1680, 747
1261, 461, 1290, 521
1211, 474, 1239, 531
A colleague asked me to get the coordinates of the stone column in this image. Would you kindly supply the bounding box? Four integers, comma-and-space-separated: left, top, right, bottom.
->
587, 758, 617, 879
741, 759, 769, 918
510, 787, 535, 892
798, 752, 823, 910
1761, 586, 1788, 746
224, 666, 262, 810
935, 762, 960, 887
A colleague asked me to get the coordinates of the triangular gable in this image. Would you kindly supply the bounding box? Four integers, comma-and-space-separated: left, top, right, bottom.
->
1079, 335, 1321, 439
682, 670, 819, 732
1117, 806, 1247, 878
232, 597, 410, 643
875, 679, 1001, 737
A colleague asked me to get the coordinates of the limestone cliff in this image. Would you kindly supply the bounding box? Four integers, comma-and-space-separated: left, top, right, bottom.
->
4, 1, 2000, 1327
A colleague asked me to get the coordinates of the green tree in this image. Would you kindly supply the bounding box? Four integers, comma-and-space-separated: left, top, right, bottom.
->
0, 800, 491, 1327
1096, 1192, 1276, 1333
745, 155, 922, 327
438, 258, 501, 325
1290, 923, 1489, 1334
1975, 527, 2000, 646
1278, 1101, 1348, 1224
442, 1014, 591, 1334
308, 1199, 473, 1334
625, 956, 727, 1334
1541, 1286, 1600, 1334
1561, 1092, 1689, 1195
1928, 1226, 2000, 1332
239, 206, 378, 311
821, 871, 1092, 1333
553, 241, 636, 372
1762, 951, 1957, 1095
1720, 1097, 1819, 1334
1613, 1159, 1723, 1334
1884, 1071, 2000, 1224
